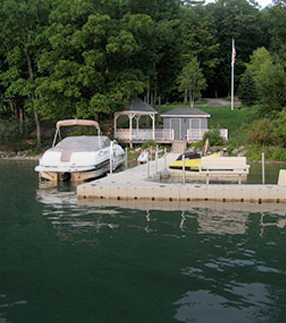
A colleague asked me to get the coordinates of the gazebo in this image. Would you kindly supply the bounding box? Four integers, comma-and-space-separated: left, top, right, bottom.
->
114, 98, 158, 146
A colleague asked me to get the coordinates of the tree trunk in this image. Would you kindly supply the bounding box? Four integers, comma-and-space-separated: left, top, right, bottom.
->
157, 95, 161, 124
184, 89, 188, 105
154, 89, 158, 108
34, 110, 41, 146
189, 93, 194, 108
146, 80, 150, 104
9, 99, 16, 117
23, 41, 41, 146
19, 108, 23, 134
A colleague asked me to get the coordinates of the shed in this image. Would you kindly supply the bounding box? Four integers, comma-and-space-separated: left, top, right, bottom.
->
161, 108, 210, 140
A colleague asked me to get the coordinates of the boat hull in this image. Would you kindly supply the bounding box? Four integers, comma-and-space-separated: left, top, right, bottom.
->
39, 168, 108, 183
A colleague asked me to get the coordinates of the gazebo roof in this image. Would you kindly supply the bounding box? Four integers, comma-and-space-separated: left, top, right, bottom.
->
161, 108, 210, 118
117, 98, 157, 115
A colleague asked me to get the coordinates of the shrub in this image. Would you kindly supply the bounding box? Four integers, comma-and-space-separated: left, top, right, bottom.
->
246, 118, 274, 147
202, 127, 224, 146
0, 119, 20, 148
272, 148, 286, 161
142, 140, 156, 149
273, 110, 286, 148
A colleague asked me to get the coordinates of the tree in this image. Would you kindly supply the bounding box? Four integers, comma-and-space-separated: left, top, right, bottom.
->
239, 47, 286, 114
179, 4, 219, 87
238, 47, 271, 106
267, 3, 286, 62
177, 57, 206, 107
237, 70, 258, 106
0, 0, 54, 146
205, 0, 268, 97
254, 59, 286, 113
35, 0, 149, 121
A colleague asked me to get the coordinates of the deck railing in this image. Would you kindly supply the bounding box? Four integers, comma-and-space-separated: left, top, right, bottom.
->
115, 129, 174, 142
187, 128, 228, 141
115, 128, 228, 142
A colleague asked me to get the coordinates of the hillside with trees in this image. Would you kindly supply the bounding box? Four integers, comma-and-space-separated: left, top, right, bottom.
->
0, 0, 286, 158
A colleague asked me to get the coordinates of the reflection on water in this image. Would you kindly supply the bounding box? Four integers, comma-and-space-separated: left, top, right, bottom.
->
37, 183, 286, 322
174, 283, 274, 323
38, 182, 286, 238
1, 160, 286, 323
37, 182, 121, 243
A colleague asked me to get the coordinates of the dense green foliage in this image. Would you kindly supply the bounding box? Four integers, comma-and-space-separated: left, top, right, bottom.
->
202, 126, 224, 146
0, 0, 286, 154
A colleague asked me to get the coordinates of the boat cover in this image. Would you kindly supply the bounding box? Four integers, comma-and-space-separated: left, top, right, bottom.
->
52, 136, 110, 152
56, 119, 100, 131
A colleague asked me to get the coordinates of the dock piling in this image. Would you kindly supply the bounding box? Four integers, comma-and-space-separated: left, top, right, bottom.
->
262, 152, 265, 185
125, 147, 128, 169
147, 151, 151, 178
182, 153, 186, 184
155, 146, 159, 173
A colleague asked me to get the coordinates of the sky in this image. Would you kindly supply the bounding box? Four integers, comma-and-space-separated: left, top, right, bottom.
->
256, 0, 272, 7
205, 0, 273, 8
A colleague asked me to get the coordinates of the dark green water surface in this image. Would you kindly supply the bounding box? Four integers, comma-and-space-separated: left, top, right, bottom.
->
1, 160, 286, 323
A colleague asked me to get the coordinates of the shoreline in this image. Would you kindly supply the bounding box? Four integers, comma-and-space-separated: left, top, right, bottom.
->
1, 155, 286, 164
0, 155, 39, 161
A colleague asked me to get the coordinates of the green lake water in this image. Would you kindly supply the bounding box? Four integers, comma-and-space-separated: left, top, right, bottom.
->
1, 160, 286, 323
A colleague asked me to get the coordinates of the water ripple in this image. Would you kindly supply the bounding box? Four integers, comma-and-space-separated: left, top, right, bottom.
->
174, 282, 275, 323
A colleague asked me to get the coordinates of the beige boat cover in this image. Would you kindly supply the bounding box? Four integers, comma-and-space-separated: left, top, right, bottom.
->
56, 119, 100, 131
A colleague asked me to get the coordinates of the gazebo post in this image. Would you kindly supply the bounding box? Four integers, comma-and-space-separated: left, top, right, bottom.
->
136, 115, 141, 138
151, 114, 155, 141
114, 113, 118, 137
129, 113, 135, 147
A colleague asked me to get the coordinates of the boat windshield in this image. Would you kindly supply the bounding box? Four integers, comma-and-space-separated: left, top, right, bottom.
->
54, 136, 110, 152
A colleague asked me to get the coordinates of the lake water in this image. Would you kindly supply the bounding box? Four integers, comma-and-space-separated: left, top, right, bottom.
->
1, 160, 286, 323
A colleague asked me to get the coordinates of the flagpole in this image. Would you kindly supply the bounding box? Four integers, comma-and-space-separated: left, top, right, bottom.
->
231, 38, 235, 111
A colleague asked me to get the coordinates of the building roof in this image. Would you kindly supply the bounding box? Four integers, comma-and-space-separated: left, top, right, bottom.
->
124, 98, 157, 114
161, 108, 210, 118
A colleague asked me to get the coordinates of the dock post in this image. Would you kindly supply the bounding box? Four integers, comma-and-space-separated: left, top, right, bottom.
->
110, 141, 114, 174
155, 146, 158, 173
164, 148, 167, 170
262, 152, 265, 184
147, 151, 150, 178
182, 153, 186, 184
125, 147, 128, 169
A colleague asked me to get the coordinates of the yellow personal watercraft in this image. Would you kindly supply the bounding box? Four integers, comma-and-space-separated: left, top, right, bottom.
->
168, 151, 221, 171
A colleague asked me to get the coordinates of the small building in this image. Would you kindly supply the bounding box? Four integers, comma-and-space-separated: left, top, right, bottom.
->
114, 101, 228, 145
161, 108, 211, 141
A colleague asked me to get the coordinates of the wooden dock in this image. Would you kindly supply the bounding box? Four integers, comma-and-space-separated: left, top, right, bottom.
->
77, 154, 286, 204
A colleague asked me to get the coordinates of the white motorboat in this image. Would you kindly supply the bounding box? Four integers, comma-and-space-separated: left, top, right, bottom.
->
35, 119, 126, 182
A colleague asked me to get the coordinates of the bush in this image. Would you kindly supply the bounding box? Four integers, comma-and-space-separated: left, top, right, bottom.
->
246, 118, 274, 147
202, 127, 224, 146
0, 119, 20, 148
271, 148, 286, 161
273, 110, 286, 148
142, 140, 156, 149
